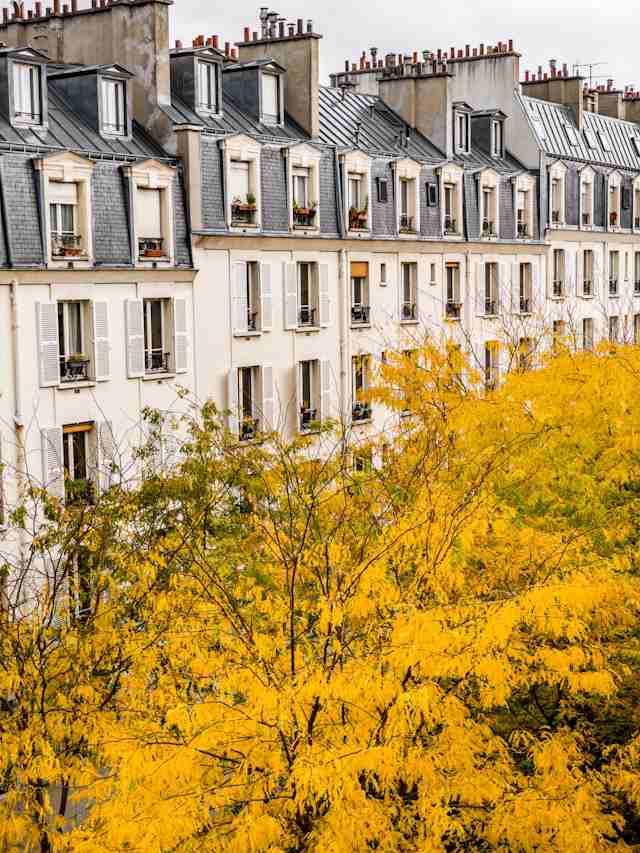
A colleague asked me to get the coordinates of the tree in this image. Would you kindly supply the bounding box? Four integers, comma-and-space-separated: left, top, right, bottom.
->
2, 345, 640, 851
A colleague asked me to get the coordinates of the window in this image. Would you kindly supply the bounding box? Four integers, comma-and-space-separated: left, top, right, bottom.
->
634, 314, 640, 344
518, 337, 533, 371
293, 168, 309, 208
609, 179, 621, 228
58, 301, 89, 383
581, 176, 593, 226
399, 178, 417, 232
380, 262, 387, 285
352, 355, 371, 422
445, 263, 461, 319
484, 342, 499, 390
564, 124, 578, 146
553, 320, 566, 350
444, 184, 459, 234
491, 120, 503, 156
609, 250, 619, 295
598, 131, 612, 151
299, 262, 319, 327
238, 366, 258, 440
137, 187, 164, 258
583, 317, 594, 351
609, 315, 619, 343
63, 423, 92, 505
351, 261, 370, 325
400, 262, 418, 321
50, 182, 82, 259
347, 171, 369, 231
584, 129, 598, 148
229, 364, 272, 440
553, 249, 565, 297
349, 175, 361, 210
426, 182, 438, 206
234, 261, 261, 332
583, 249, 594, 296
230, 161, 257, 225
143, 298, 170, 374
517, 190, 530, 237
551, 175, 564, 224
261, 73, 280, 124
197, 60, 218, 112
481, 186, 497, 236
376, 178, 388, 203
633, 138, 640, 157
429, 262, 437, 286
298, 360, 320, 431
101, 78, 126, 136
13, 61, 41, 124
455, 111, 469, 153
484, 262, 498, 315
635, 186, 640, 229
292, 166, 317, 227
635, 252, 640, 293
519, 263, 532, 313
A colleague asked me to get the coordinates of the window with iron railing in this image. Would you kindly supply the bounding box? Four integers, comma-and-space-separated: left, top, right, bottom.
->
484, 262, 498, 315
143, 298, 171, 375
400, 262, 418, 322
609, 251, 619, 295
583, 249, 593, 297
352, 355, 372, 422
583, 317, 594, 351
519, 263, 532, 313
298, 262, 318, 327
552, 249, 565, 297
351, 274, 370, 325
445, 263, 461, 319
635, 252, 640, 294
58, 301, 90, 383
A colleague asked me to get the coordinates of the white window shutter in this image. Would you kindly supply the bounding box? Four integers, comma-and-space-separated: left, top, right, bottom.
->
261, 364, 275, 431
474, 261, 483, 315
593, 251, 602, 298
227, 368, 239, 435
295, 363, 302, 432
320, 360, 332, 423
172, 297, 189, 374
233, 262, 248, 335
41, 427, 64, 499
284, 262, 298, 329
91, 301, 111, 381
319, 263, 331, 327
260, 263, 273, 331
97, 420, 117, 492
36, 302, 60, 387
510, 262, 519, 313
565, 250, 576, 297
125, 298, 145, 378
0, 431, 5, 527
498, 261, 510, 314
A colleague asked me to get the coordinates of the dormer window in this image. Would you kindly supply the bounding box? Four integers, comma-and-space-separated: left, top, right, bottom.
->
479, 170, 499, 238
101, 78, 126, 136
196, 60, 219, 113
288, 144, 321, 231
633, 177, 640, 230
580, 170, 594, 227
455, 111, 470, 153
50, 183, 82, 259
609, 174, 621, 229
344, 151, 371, 234
491, 120, 503, 157
13, 61, 42, 124
37, 152, 94, 266
126, 159, 176, 265
549, 162, 566, 227
261, 72, 280, 125
441, 165, 463, 237
396, 159, 420, 235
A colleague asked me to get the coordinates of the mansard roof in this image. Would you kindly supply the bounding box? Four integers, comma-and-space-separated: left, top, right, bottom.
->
521, 94, 640, 171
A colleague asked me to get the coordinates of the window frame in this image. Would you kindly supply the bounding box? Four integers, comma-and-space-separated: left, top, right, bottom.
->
260, 70, 281, 125
400, 261, 418, 323
37, 152, 95, 267
100, 76, 128, 138
12, 59, 43, 126
454, 110, 470, 154
549, 162, 567, 227
196, 59, 220, 115
396, 158, 421, 235
288, 144, 321, 232
491, 120, 504, 157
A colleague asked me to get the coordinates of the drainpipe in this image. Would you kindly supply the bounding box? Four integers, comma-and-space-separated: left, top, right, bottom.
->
10, 279, 27, 568
338, 248, 349, 423
218, 139, 229, 228
390, 160, 397, 234
334, 148, 346, 237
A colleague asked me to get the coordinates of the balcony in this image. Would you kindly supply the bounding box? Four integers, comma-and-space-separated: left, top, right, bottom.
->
352, 401, 372, 423
60, 355, 90, 383
552, 280, 564, 298
293, 206, 317, 228
517, 221, 529, 238
299, 305, 317, 327
609, 278, 619, 296
299, 407, 318, 431
348, 208, 369, 231
444, 215, 457, 235
582, 280, 592, 297
484, 298, 498, 316
247, 309, 259, 332
139, 237, 165, 259
482, 219, 496, 237
582, 212, 591, 227
351, 304, 371, 325
52, 233, 84, 259
401, 301, 417, 321
231, 201, 257, 226
145, 350, 171, 374
399, 213, 415, 233
519, 297, 531, 314
240, 417, 259, 441
445, 301, 462, 320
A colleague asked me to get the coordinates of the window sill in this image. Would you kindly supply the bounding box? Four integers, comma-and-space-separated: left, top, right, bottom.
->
142, 371, 176, 381
292, 225, 319, 233
348, 229, 370, 237
579, 293, 594, 300
480, 313, 499, 319
351, 322, 372, 329
50, 256, 91, 269
399, 229, 418, 236
295, 325, 321, 334
138, 256, 171, 266
399, 319, 419, 326
443, 232, 463, 239
234, 330, 262, 338
57, 380, 96, 390
549, 296, 566, 301
608, 293, 620, 299
351, 417, 372, 426
230, 223, 260, 232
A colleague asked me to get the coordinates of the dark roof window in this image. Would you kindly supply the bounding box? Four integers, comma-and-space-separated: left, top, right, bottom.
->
564, 125, 579, 146
584, 128, 598, 148
598, 130, 612, 151
101, 77, 127, 136
196, 59, 219, 113
632, 137, 640, 157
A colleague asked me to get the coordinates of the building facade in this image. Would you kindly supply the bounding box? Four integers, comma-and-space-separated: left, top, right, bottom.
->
0, 1, 639, 571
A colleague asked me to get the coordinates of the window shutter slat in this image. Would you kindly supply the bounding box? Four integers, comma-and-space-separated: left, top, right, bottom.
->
284, 262, 298, 329
260, 263, 273, 331
295, 363, 302, 432
227, 368, 239, 435
320, 360, 332, 423
49, 181, 78, 205
136, 188, 162, 238
97, 421, 116, 492
91, 300, 111, 381
36, 302, 60, 387
319, 263, 330, 327
41, 427, 64, 498
125, 298, 145, 378
172, 297, 189, 374
261, 364, 274, 431
233, 262, 249, 335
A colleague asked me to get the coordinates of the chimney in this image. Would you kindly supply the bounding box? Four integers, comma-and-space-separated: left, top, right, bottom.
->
598, 85, 624, 119
522, 65, 585, 129
236, 12, 322, 137
0, 0, 173, 142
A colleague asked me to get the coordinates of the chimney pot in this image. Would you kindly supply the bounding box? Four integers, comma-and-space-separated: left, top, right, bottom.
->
53, 0, 59, 12
457, 49, 463, 58
2, 6, 7, 20
231, 48, 237, 59
27, 8, 32, 16
175, 39, 182, 49
243, 26, 250, 41
212, 35, 219, 48
472, 47, 477, 57
412, 50, 417, 64
287, 24, 293, 36
508, 38, 513, 51
450, 46, 455, 57
525, 70, 529, 81
437, 48, 442, 60
62, 3, 68, 11
479, 43, 484, 55
344, 60, 349, 71
297, 18, 303, 34
35, 0, 42, 13
465, 44, 470, 56
351, 63, 356, 72
543, 72, 548, 80
224, 41, 230, 55
46, 5, 52, 11
307, 19, 312, 33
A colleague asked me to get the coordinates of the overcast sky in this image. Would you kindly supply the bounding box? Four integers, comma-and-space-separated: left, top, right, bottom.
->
171, 0, 637, 93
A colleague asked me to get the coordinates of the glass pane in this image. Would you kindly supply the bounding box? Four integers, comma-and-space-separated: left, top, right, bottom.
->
150, 301, 162, 350
58, 302, 65, 360
352, 277, 362, 304
61, 204, 74, 234
261, 73, 279, 121
72, 432, 87, 480
50, 203, 58, 234
241, 367, 252, 417
299, 264, 310, 306
301, 362, 311, 408
69, 303, 83, 353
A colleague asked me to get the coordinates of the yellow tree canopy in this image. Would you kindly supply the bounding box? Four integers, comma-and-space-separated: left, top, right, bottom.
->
1, 343, 640, 851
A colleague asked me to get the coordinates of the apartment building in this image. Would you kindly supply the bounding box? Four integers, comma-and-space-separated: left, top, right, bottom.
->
0, 0, 640, 552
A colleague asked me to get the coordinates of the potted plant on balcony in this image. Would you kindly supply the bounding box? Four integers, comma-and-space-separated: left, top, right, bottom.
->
65, 352, 90, 381
232, 194, 257, 225
139, 238, 164, 258
349, 196, 368, 230
293, 199, 317, 227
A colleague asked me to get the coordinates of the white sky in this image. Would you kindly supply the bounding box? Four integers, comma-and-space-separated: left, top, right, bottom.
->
171, 0, 636, 93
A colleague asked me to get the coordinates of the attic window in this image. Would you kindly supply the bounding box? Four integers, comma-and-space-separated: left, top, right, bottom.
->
632, 137, 640, 157
197, 60, 219, 113
101, 78, 127, 136
13, 62, 42, 124
584, 129, 598, 148
564, 125, 579, 146
530, 117, 546, 141
454, 111, 470, 153
261, 73, 280, 125
491, 121, 503, 157
598, 130, 612, 151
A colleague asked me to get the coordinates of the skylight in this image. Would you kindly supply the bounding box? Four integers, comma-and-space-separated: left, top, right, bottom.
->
564, 125, 579, 146
598, 130, 612, 151
632, 137, 640, 157
584, 129, 598, 148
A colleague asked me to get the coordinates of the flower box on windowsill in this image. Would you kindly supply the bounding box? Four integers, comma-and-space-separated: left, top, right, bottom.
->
232, 203, 257, 226
610, 212, 618, 227
349, 209, 369, 231
60, 355, 90, 383
299, 407, 318, 432
52, 234, 85, 259
352, 402, 372, 423
293, 207, 317, 228
139, 238, 166, 260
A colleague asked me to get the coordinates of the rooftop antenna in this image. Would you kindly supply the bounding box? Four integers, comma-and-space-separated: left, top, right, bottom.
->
572, 61, 607, 89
